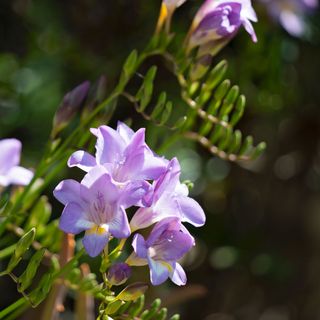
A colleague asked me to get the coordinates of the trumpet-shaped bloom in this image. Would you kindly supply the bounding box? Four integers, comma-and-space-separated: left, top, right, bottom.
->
127, 218, 195, 286
130, 158, 205, 231
0, 139, 33, 187
54, 166, 149, 257
68, 122, 167, 185
187, 0, 257, 52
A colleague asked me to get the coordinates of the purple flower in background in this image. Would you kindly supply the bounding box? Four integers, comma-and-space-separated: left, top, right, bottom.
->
259, 0, 318, 37
164, 0, 187, 11
187, 0, 257, 55
130, 158, 205, 231
107, 263, 132, 286
157, 0, 188, 32
54, 166, 149, 257
68, 122, 167, 185
0, 139, 33, 187
127, 218, 195, 286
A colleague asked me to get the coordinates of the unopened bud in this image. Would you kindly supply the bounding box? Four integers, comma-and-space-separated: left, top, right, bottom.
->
52, 81, 90, 137
107, 263, 131, 286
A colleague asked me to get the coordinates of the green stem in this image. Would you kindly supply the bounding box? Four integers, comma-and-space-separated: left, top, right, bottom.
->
0, 243, 16, 260
0, 298, 26, 319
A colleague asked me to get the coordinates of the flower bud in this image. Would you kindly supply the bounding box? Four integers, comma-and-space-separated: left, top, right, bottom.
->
52, 81, 90, 137
156, 0, 187, 32
107, 263, 132, 286
186, 0, 258, 56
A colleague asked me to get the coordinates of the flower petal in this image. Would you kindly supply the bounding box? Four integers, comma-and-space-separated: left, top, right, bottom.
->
121, 180, 151, 208
68, 150, 97, 172
81, 166, 120, 204
132, 233, 148, 259
54, 179, 83, 206
118, 128, 146, 181
176, 196, 206, 227
126, 252, 148, 266
148, 258, 170, 286
146, 217, 181, 247
130, 207, 159, 232
6, 166, 33, 186
170, 262, 187, 286
94, 125, 126, 165
117, 121, 135, 144
82, 229, 109, 257
59, 202, 93, 234
0, 139, 21, 173
153, 158, 181, 202
108, 206, 131, 239
150, 226, 194, 261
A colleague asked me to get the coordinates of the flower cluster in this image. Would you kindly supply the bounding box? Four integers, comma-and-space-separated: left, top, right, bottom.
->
54, 122, 205, 286
0, 138, 33, 188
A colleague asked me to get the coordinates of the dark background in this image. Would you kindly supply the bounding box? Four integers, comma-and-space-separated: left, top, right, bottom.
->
0, 0, 320, 319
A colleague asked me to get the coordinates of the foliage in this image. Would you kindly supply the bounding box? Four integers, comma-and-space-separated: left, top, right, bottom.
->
0, 1, 271, 319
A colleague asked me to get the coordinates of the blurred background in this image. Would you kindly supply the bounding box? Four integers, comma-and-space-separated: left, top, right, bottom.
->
0, 0, 320, 319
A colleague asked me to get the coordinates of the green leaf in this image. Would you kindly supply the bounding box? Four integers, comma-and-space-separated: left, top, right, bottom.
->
214, 79, 231, 102
128, 295, 145, 317
137, 66, 158, 111
117, 283, 148, 302
228, 130, 242, 154
156, 307, 168, 320
141, 299, 161, 320
160, 102, 172, 125
219, 85, 239, 116
18, 248, 46, 292
251, 142, 267, 160
24, 196, 51, 236
6, 228, 36, 273
239, 135, 254, 156
205, 60, 228, 92
230, 95, 246, 127
29, 272, 53, 307
105, 300, 123, 315
122, 50, 138, 79
151, 92, 167, 119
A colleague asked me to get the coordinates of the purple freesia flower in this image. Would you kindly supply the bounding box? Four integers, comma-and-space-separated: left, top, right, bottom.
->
0, 139, 33, 187
68, 122, 167, 185
54, 166, 149, 257
127, 218, 195, 286
187, 0, 257, 55
130, 158, 205, 231
259, 0, 318, 37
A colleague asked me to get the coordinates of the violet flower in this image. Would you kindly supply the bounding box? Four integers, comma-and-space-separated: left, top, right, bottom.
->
127, 218, 195, 286
54, 166, 149, 257
259, 0, 318, 37
0, 139, 33, 187
130, 158, 205, 231
187, 0, 258, 55
107, 263, 132, 286
68, 122, 167, 185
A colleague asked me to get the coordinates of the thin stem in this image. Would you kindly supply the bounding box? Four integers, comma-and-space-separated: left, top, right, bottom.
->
0, 297, 26, 319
